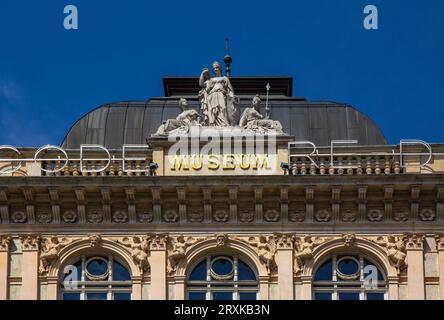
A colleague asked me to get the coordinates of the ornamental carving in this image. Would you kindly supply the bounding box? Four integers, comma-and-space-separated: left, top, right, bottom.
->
248, 236, 277, 275
113, 210, 128, 223
264, 209, 280, 222
88, 234, 101, 247
118, 236, 150, 273
21, 235, 41, 251
163, 210, 179, 223
188, 210, 203, 223
87, 210, 103, 223
0, 235, 11, 251
374, 235, 407, 273
167, 236, 200, 274
150, 234, 168, 250
435, 234, 444, 251
419, 209, 435, 221
239, 210, 254, 223
39, 237, 73, 274
138, 212, 153, 223
62, 210, 78, 223
341, 209, 356, 222
393, 210, 408, 222
36, 212, 52, 224
293, 236, 324, 274
213, 209, 229, 222
405, 233, 425, 250
342, 233, 356, 247
315, 209, 331, 222
274, 233, 294, 249
367, 209, 383, 222
11, 211, 26, 223
215, 233, 228, 247
289, 210, 305, 222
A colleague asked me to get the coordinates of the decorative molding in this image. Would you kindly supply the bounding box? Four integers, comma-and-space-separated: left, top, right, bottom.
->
21, 234, 41, 251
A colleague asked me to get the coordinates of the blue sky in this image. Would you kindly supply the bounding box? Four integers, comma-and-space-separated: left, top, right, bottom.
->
0, 0, 443, 146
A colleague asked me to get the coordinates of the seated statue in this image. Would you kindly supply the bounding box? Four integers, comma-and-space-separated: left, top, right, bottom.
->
155, 98, 200, 135
239, 95, 283, 134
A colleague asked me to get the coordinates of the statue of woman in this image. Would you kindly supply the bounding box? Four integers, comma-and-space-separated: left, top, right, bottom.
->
199, 61, 240, 127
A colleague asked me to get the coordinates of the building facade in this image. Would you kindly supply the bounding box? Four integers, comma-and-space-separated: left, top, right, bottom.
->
1, 61, 444, 300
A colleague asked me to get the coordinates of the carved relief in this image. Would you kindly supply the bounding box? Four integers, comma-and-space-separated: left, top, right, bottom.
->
167, 236, 200, 275
315, 209, 331, 222
36, 212, 52, 224
0, 235, 11, 251
239, 210, 254, 223
213, 209, 229, 222
150, 234, 168, 250
188, 210, 203, 223
88, 234, 101, 247
87, 210, 103, 223
113, 210, 128, 223
264, 209, 280, 222
39, 237, 73, 274
215, 233, 228, 247
419, 209, 436, 221
21, 235, 41, 251
289, 210, 305, 222
138, 212, 153, 223
393, 210, 408, 222
163, 210, 179, 223
341, 209, 356, 222
118, 236, 150, 273
248, 236, 277, 275
62, 210, 78, 223
367, 209, 383, 222
293, 236, 324, 274
11, 211, 26, 223
374, 235, 407, 273
342, 233, 356, 247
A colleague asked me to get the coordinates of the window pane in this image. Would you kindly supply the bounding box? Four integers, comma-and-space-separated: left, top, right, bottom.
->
239, 292, 257, 300
366, 292, 385, 300
114, 292, 131, 300
338, 292, 360, 300
86, 258, 108, 277
189, 260, 207, 281
189, 292, 206, 300
113, 261, 131, 281
314, 292, 332, 300
238, 260, 256, 281
314, 260, 333, 281
87, 292, 108, 300
213, 292, 233, 300
63, 292, 81, 300
337, 258, 359, 276
211, 258, 233, 277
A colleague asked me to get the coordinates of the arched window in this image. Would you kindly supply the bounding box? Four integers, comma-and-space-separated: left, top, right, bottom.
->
60, 255, 132, 300
187, 255, 258, 300
313, 254, 387, 300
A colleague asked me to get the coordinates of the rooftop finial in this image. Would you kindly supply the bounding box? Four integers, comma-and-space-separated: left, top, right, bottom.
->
224, 38, 232, 78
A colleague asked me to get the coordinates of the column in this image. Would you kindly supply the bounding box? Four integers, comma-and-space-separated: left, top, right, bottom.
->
275, 234, 294, 300
0, 236, 11, 300
20, 235, 40, 300
387, 276, 399, 300
435, 235, 444, 299
300, 276, 312, 300
175, 276, 185, 300
149, 234, 168, 300
406, 234, 425, 300
132, 276, 142, 300
259, 277, 269, 300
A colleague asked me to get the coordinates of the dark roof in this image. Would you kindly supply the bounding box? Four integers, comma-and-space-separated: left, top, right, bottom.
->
61, 99, 387, 149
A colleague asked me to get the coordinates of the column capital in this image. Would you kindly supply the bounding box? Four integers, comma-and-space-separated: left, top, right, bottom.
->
435, 234, 444, 251
0, 235, 11, 252
149, 234, 168, 251
405, 233, 425, 250
21, 234, 41, 251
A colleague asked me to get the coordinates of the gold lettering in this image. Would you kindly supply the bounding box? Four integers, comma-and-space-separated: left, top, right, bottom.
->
207, 154, 220, 170
222, 154, 236, 170
170, 155, 189, 171
191, 154, 202, 170
239, 154, 250, 169
252, 154, 270, 170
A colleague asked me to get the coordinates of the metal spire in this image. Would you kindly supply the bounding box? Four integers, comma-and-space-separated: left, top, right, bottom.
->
224, 38, 232, 78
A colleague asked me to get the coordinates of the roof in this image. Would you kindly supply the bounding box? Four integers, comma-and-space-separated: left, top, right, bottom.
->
61, 100, 387, 149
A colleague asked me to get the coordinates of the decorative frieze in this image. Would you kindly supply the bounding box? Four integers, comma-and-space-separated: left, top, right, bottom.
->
167, 236, 200, 275
247, 235, 277, 275
374, 235, 407, 273
150, 234, 168, 251
21, 234, 41, 251
0, 235, 11, 251
117, 236, 150, 273
294, 235, 324, 274
39, 237, 73, 274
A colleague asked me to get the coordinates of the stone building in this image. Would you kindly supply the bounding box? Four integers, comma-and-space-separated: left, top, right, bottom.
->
1, 60, 444, 300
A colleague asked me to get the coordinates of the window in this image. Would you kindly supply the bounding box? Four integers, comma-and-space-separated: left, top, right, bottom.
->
60, 255, 132, 300
187, 255, 258, 300
313, 254, 386, 300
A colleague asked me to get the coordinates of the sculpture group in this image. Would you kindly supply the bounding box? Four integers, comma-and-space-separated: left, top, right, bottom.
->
155, 60, 284, 135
